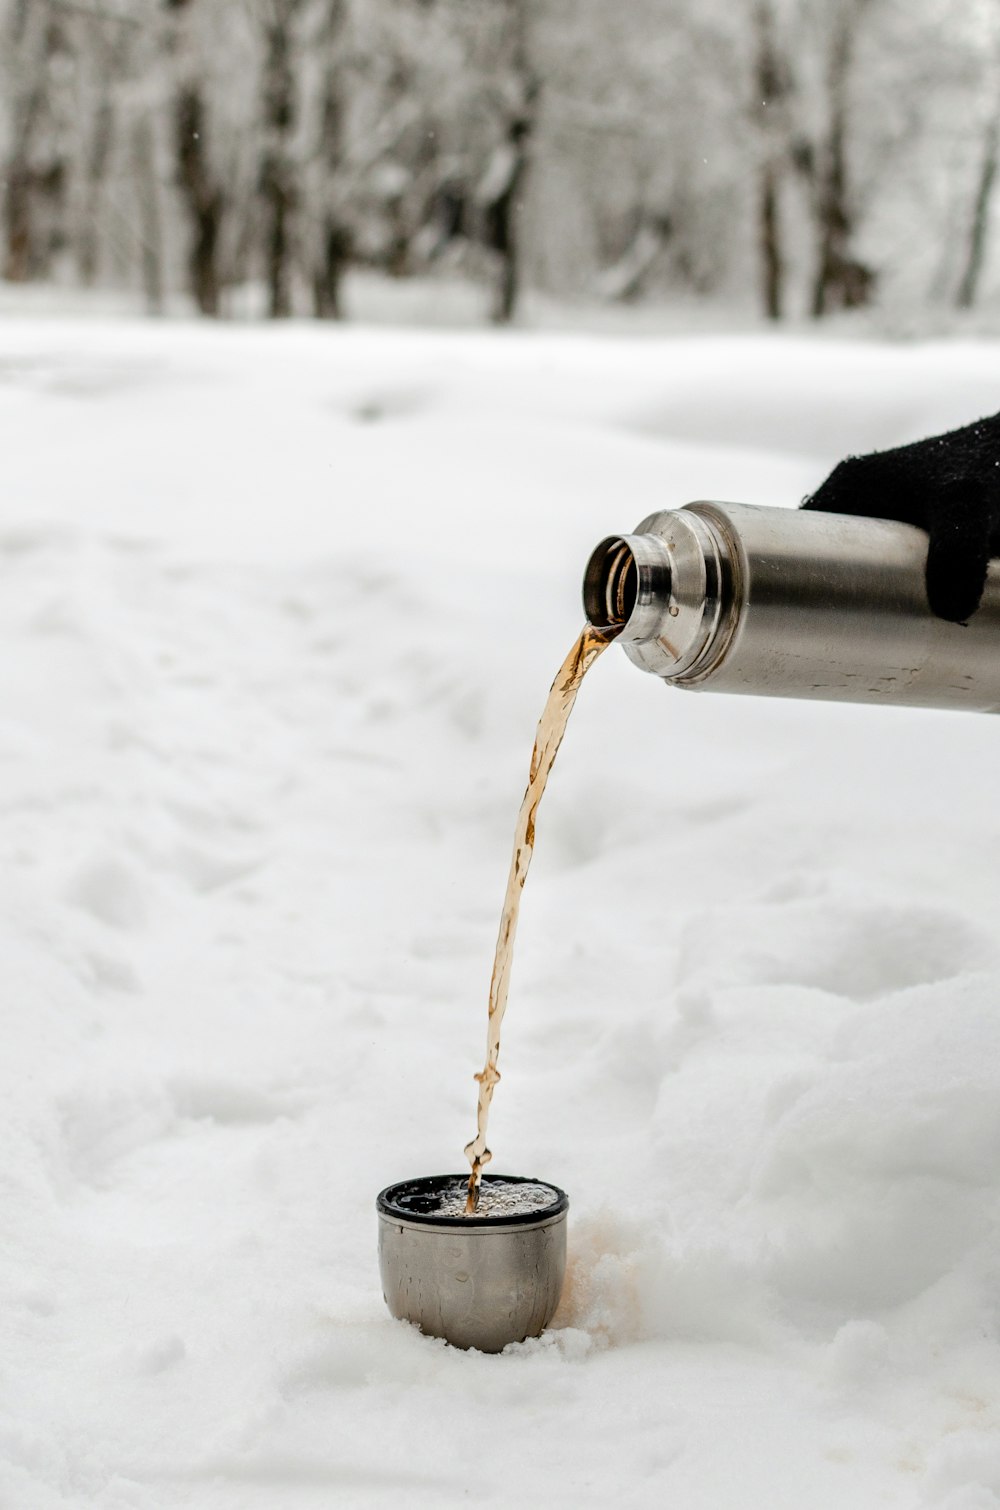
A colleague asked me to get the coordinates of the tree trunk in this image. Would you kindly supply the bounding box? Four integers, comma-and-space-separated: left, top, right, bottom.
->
811, 6, 874, 318
759, 160, 783, 321
2, 2, 65, 284
4, 165, 35, 283
494, 238, 519, 324
753, 2, 787, 321
313, 216, 348, 319
131, 115, 164, 315
490, 126, 529, 325
260, 148, 294, 318
310, 3, 349, 321
489, 0, 536, 325
956, 107, 1000, 309
79, 95, 114, 286
174, 84, 223, 316
259, 6, 299, 319
811, 80, 850, 316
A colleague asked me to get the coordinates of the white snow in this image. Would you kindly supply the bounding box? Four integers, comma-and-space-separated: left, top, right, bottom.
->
3, 312, 1000, 1509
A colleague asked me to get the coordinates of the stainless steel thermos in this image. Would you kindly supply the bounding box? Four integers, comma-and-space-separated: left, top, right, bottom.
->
583, 501, 1000, 712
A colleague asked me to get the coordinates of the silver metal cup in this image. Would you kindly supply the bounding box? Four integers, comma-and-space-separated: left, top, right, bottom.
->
377, 1174, 568, 1353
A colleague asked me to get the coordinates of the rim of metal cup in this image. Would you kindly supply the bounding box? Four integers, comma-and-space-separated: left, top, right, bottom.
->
376, 1173, 569, 1229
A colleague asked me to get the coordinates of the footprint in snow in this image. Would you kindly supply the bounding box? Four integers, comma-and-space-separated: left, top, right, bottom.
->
59, 1078, 308, 1187
677, 898, 995, 1002
169, 842, 267, 894
347, 387, 429, 423
64, 857, 147, 931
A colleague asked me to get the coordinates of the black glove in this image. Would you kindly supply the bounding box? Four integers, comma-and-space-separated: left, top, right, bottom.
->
802, 412, 1000, 623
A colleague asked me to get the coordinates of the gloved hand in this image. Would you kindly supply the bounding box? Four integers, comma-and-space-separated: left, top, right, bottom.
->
802, 412, 1000, 623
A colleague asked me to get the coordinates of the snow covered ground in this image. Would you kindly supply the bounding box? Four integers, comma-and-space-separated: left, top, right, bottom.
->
4, 313, 1000, 1509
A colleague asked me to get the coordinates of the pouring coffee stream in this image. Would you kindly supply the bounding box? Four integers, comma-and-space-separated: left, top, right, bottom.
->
463, 624, 611, 1213
465, 502, 1000, 1211
382, 500, 1000, 1345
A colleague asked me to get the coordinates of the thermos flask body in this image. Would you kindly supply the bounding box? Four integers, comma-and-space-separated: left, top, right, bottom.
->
583, 501, 1000, 713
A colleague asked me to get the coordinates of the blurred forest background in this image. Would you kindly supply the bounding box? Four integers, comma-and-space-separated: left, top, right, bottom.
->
1, 0, 998, 325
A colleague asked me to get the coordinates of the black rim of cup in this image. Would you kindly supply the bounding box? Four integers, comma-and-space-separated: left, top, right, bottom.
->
376, 1173, 569, 1228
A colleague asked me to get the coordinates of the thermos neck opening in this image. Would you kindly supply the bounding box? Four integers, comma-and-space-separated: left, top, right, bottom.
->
583, 532, 673, 641
583, 536, 638, 632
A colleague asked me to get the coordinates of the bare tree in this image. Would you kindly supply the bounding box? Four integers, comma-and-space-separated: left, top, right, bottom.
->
2, 0, 69, 282
752, 0, 792, 320
477, 109, 533, 323
257, 0, 304, 317
173, 80, 223, 314
954, 11, 1000, 315
957, 96, 1000, 309
162, 0, 236, 315
78, 94, 114, 285
808, 0, 875, 317
309, 0, 349, 318
473, 0, 536, 323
